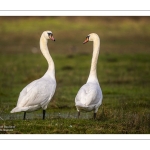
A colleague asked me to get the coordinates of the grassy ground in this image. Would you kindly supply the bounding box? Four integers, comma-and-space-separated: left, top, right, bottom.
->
0, 16, 150, 134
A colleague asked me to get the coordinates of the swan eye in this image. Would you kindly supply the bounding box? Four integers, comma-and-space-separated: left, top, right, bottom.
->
48, 33, 52, 36
86, 35, 90, 39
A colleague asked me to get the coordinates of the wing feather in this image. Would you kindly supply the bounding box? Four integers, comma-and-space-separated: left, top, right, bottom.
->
75, 83, 102, 107
17, 78, 56, 108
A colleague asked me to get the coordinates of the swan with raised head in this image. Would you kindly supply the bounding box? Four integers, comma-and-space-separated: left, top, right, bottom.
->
10, 31, 56, 120
75, 33, 103, 119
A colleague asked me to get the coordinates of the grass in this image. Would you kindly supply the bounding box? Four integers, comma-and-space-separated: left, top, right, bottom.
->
0, 16, 150, 134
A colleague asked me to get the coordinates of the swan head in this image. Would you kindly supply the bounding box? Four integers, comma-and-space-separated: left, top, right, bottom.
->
83, 33, 99, 44
42, 31, 55, 41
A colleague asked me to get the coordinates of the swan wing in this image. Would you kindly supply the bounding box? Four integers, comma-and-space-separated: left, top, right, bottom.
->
17, 78, 56, 108
75, 83, 101, 107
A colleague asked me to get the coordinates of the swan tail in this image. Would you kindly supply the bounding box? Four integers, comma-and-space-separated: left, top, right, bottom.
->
10, 107, 28, 113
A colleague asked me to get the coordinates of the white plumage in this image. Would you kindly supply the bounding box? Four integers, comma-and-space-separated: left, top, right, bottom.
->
75, 33, 103, 119
10, 31, 56, 120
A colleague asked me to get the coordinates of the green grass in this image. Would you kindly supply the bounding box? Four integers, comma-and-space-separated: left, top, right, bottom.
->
0, 16, 150, 134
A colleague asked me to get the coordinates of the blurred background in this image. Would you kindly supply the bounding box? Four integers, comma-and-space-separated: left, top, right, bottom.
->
0, 16, 150, 54
0, 16, 150, 133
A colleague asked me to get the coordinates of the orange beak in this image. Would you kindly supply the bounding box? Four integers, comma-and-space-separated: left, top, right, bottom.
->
49, 35, 55, 41
83, 37, 89, 44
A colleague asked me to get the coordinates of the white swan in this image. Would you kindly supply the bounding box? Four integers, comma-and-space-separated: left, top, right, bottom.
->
10, 31, 56, 120
75, 33, 103, 119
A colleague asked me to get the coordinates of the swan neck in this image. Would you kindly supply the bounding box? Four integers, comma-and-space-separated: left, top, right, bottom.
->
40, 35, 55, 78
87, 37, 100, 82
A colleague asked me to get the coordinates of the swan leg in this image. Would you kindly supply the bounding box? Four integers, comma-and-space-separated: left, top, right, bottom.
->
23, 112, 26, 120
43, 110, 46, 120
77, 111, 80, 118
93, 113, 96, 119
